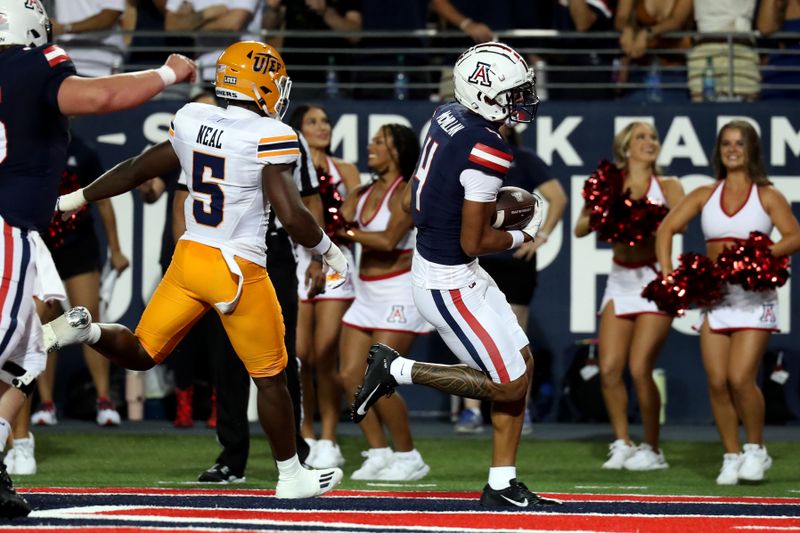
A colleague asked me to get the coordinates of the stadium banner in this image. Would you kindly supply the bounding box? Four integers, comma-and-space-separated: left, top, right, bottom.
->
73, 101, 800, 423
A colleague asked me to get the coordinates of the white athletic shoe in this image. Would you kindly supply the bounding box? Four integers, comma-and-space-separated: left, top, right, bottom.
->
602, 439, 635, 470
30, 403, 58, 426
307, 439, 345, 469
375, 449, 430, 481
7, 434, 36, 476
96, 398, 122, 427
351, 448, 394, 480
716, 453, 743, 485
738, 444, 772, 482
623, 443, 668, 471
42, 306, 93, 353
275, 466, 343, 499
303, 438, 317, 467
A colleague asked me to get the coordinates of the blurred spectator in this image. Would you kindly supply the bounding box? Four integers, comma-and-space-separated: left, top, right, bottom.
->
549, 0, 618, 100
31, 133, 129, 429
687, 0, 760, 101
127, 1, 177, 69
615, 0, 693, 102
355, 0, 429, 99
165, 0, 263, 82
432, 0, 513, 100
263, 0, 362, 96
52, 0, 126, 77
757, 0, 800, 100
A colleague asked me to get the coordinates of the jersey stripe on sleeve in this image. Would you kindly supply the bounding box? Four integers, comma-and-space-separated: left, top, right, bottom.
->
258, 134, 300, 159
468, 143, 513, 174
43, 45, 70, 68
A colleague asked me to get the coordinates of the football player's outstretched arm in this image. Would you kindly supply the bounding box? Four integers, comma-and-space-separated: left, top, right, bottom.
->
57, 54, 196, 116
59, 142, 181, 215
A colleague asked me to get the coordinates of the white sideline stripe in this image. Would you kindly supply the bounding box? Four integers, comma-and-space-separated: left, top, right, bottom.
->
469, 147, 511, 169
366, 483, 438, 488
575, 485, 648, 490
733, 528, 800, 531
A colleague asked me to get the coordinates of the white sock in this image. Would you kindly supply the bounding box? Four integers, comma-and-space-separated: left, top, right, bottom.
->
86, 323, 102, 344
0, 418, 10, 452
275, 455, 302, 479
488, 466, 516, 490
389, 356, 414, 385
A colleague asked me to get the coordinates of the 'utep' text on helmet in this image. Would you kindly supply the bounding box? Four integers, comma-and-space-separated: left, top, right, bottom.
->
215, 41, 292, 120
453, 42, 539, 124
0, 0, 52, 48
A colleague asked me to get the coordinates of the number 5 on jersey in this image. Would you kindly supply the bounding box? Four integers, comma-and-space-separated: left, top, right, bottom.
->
192, 151, 225, 226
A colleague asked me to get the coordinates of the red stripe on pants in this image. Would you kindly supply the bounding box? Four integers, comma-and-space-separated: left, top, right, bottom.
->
448, 288, 509, 383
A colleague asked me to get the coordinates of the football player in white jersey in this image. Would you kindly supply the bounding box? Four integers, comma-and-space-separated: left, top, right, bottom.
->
43, 41, 347, 498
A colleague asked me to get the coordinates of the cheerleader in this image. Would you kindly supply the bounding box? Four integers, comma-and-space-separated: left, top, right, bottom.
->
576, 122, 684, 470
656, 120, 800, 484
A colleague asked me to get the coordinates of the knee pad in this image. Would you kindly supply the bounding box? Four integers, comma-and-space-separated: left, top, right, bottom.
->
1, 361, 37, 396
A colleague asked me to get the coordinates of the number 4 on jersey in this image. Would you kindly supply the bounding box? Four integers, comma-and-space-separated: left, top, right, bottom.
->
413, 137, 439, 212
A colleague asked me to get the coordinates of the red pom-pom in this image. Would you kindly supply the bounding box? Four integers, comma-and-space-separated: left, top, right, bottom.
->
716, 231, 790, 291
582, 161, 668, 246
317, 172, 348, 236
642, 253, 724, 316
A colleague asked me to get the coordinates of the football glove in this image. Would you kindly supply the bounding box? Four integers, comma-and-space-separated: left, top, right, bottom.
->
56, 189, 88, 221
521, 192, 544, 240
322, 242, 348, 290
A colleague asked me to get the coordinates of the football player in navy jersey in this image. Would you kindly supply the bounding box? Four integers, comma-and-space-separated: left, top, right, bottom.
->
352, 42, 559, 508
0, 0, 195, 517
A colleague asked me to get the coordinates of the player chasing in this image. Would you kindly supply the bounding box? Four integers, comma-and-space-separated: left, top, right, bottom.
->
352, 42, 560, 509
41, 41, 347, 499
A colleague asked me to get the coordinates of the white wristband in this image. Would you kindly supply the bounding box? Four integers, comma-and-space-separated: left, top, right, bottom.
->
309, 231, 332, 255
507, 230, 525, 250
58, 189, 87, 211
155, 65, 177, 87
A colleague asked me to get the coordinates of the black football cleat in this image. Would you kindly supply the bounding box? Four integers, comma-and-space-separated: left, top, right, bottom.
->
480, 479, 561, 509
351, 343, 399, 423
197, 463, 245, 484
0, 462, 30, 519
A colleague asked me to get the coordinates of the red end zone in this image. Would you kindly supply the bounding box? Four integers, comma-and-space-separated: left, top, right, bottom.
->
8, 487, 800, 533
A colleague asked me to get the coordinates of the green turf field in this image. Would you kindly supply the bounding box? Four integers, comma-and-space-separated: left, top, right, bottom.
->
14, 431, 800, 498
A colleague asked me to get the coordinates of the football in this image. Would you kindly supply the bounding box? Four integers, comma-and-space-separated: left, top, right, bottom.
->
491, 186, 536, 230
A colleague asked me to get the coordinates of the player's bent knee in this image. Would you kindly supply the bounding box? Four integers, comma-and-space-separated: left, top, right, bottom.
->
492, 376, 528, 402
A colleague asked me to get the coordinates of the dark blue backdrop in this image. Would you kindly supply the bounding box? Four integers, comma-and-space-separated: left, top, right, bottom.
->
72, 100, 800, 423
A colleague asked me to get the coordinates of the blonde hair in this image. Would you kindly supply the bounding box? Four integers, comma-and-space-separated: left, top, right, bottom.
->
612, 121, 662, 175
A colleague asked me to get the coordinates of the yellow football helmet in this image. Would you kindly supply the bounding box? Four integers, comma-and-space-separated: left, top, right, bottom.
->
214, 41, 292, 120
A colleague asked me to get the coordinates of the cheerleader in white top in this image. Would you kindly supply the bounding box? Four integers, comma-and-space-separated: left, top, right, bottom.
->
656, 120, 800, 486
575, 122, 685, 471
288, 105, 361, 469
335, 124, 431, 481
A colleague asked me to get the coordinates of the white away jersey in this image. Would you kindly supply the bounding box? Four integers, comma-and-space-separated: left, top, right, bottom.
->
170, 103, 301, 266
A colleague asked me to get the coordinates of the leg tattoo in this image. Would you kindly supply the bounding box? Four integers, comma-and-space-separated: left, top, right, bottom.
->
411, 363, 492, 399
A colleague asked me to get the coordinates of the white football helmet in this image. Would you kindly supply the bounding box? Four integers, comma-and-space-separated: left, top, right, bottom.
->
453, 42, 538, 124
0, 0, 51, 48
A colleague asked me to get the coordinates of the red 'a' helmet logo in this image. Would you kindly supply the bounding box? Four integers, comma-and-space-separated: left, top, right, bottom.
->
468, 61, 492, 87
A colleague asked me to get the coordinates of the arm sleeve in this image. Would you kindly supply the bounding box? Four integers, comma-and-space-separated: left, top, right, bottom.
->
255, 121, 301, 167
462, 129, 514, 181
37, 45, 77, 111
460, 169, 503, 202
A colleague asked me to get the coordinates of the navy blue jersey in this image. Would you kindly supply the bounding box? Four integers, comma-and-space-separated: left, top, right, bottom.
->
0, 44, 76, 232
411, 102, 513, 265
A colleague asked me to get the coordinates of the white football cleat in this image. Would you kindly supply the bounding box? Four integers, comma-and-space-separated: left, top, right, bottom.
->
275, 466, 343, 499
42, 306, 93, 352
